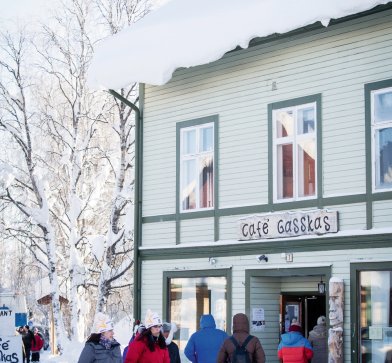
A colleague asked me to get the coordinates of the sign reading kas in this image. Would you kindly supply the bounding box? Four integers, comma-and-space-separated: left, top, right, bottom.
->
0, 336, 22, 363
238, 209, 338, 241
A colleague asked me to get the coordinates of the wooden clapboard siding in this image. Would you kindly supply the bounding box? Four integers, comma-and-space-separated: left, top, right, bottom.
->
180, 218, 215, 244
140, 246, 392, 360
142, 221, 176, 247
373, 200, 392, 227
142, 9, 392, 223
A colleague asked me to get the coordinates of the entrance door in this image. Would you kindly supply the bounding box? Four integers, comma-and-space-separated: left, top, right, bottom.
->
281, 293, 326, 338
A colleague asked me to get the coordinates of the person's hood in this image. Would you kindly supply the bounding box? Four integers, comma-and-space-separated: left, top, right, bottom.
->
164, 322, 177, 345
200, 314, 216, 329
309, 324, 327, 338
281, 332, 304, 346
233, 313, 249, 334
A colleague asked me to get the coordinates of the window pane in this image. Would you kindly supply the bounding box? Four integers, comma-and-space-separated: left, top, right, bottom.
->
359, 270, 392, 363
199, 156, 213, 208
276, 110, 294, 138
374, 91, 392, 123
182, 129, 196, 154
200, 126, 213, 152
298, 107, 315, 134
182, 159, 196, 210
375, 127, 392, 189
277, 144, 293, 199
298, 138, 316, 197
169, 276, 227, 359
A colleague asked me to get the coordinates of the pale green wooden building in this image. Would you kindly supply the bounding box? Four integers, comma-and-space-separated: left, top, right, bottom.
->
96, 2, 392, 362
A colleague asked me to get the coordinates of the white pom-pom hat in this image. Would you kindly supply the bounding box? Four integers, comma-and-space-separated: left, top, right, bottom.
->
93, 312, 114, 334
144, 309, 162, 329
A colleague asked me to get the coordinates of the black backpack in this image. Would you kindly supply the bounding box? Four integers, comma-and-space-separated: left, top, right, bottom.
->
230, 335, 253, 363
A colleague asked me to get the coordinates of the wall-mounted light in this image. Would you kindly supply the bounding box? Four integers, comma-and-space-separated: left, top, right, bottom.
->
209, 257, 217, 265
318, 277, 326, 294
256, 254, 268, 263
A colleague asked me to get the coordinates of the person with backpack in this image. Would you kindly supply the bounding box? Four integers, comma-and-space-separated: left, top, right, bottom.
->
216, 313, 266, 363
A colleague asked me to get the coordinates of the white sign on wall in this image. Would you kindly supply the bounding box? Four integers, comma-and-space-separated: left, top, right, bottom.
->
0, 335, 22, 362
0, 307, 14, 336
238, 209, 338, 241
251, 308, 265, 332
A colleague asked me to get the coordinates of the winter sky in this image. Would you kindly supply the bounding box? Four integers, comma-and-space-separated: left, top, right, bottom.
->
0, 0, 58, 22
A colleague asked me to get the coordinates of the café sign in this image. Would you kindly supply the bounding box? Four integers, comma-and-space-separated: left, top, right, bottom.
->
238, 209, 338, 241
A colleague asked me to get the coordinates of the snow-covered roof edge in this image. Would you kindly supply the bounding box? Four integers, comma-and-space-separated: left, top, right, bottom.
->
87, 0, 392, 89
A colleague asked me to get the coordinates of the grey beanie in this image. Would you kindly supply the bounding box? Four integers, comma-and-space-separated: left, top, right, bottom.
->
162, 322, 171, 332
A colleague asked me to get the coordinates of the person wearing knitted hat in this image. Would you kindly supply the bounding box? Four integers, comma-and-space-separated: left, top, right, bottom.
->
124, 309, 169, 363
77, 312, 122, 363
161, 322, 181, 363
277, 319, 313, 363
308, 316, 327, 363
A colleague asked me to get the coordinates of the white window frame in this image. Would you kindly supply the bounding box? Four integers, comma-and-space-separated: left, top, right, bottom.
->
180, 122, 214, 212
371, 86, 392, 192
272, 102, 318, 203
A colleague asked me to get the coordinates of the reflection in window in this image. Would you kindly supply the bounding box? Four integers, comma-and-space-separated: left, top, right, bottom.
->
181, 123, 214, 211
273, 102, 317, 201
168, 276, 227, 358
359, 270, 392, 363
372, 88, 392, 190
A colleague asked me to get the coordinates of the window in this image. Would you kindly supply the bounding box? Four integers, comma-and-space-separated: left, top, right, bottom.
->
371, 87, 392, 190
180, 123, 214, 211
272, 102, 317, 201
168, 275, 227, 355
359, 270, 392, 363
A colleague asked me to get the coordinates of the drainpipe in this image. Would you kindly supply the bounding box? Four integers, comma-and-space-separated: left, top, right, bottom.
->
108, 88, 142, 321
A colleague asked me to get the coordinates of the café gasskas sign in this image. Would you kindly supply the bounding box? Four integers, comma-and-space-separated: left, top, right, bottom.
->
238, 209, 338, 241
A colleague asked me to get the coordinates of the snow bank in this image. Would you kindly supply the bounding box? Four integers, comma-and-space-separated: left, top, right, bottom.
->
88, 0, 391, 89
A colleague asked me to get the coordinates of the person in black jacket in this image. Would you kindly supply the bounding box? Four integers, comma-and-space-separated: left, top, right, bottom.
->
162, 322, 181, 363
22, 325, 36, 363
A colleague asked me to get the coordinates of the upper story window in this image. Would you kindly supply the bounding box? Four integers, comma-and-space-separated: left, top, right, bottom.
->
180, 122, 214, 211
272, 102, 317, 202
371, 87, 392, 191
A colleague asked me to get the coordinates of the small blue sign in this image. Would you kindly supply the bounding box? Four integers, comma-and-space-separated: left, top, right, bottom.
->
15, 313, 27, 327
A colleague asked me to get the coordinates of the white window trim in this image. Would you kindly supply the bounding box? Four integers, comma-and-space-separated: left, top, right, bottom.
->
272, 102, 318, 203
371, 86, 392, 193
180, 122, 214, 213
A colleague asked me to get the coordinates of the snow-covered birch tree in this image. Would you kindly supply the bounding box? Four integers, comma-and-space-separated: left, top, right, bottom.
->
93, 0, 150, 315
35, 0, 102, 340
0, 29, 67, 350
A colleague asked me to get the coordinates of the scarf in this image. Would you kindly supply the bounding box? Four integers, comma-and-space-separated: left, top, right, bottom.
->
100, 336, 115, 350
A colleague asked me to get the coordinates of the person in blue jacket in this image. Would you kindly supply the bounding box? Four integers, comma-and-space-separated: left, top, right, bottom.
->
184, 314, 228, 363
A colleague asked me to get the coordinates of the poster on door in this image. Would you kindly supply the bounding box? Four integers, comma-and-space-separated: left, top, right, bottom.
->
251, 307, 265, 332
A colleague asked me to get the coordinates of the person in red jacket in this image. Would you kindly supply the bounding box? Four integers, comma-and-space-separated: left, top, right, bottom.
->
31, 328, 44, 362
278, 320, 313, 363
124, 309, 170, 363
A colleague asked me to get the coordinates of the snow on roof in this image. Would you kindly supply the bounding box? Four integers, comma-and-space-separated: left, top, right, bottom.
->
87, 0, 391, 89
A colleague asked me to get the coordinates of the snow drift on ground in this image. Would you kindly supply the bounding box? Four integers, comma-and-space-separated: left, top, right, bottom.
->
88, 0, 391, 89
